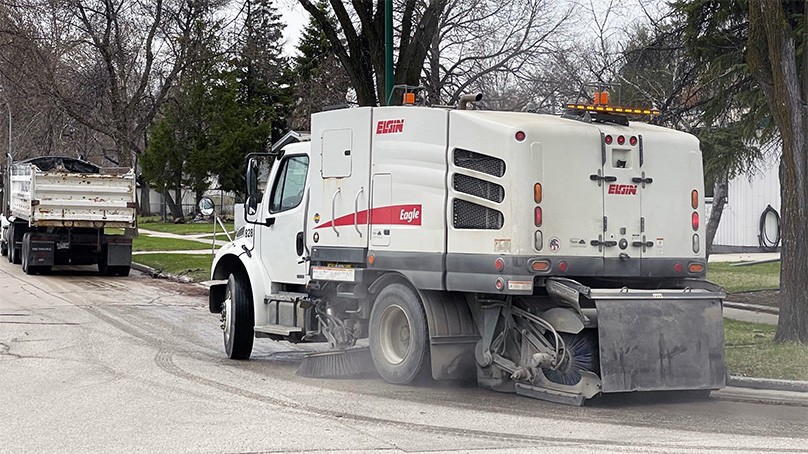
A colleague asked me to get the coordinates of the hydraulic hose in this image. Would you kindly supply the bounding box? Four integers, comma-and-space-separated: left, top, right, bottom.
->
758, 204, 781, 252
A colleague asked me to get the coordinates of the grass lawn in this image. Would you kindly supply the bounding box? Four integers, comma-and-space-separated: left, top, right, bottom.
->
133, 253, 213, 282
132, 235, 218, 251
724, 318, 808, 381
138, 220, 235, 235
707, 261, 780, 293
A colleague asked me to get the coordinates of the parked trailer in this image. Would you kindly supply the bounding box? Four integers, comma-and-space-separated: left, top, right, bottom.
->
208, 94, 726, 405
1, 156, 135, 275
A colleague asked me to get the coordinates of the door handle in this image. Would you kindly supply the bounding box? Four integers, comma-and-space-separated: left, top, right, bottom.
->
331, 188, 341, 237
354, 187, 364, 237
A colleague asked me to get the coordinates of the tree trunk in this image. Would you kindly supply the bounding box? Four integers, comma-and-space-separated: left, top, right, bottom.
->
163, 189, 184, 220
704, 175, 729, 259
138, 175, 151, 216
747, 0, 808, 342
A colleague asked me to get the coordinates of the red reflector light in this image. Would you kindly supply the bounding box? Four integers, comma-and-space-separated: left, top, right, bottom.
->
692, 212, 699, 231
515, 131, 526, 142
630, 136, 637, 146
532, 260, 550, 271
604, 135, 613, 145
559, 261, 568, 272
495, 278, 504, 291
674, 262, 683, 273
495, 258, 504, 272
617, 135, 625, 145
534, 207, 542, 227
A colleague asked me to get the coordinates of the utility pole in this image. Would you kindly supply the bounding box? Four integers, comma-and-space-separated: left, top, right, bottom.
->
5, 102, 10, 159
385, 0, 393, 105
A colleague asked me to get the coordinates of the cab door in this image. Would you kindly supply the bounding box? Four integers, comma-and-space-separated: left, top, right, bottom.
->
259, 152, 310, 284
599, 129, 643, 274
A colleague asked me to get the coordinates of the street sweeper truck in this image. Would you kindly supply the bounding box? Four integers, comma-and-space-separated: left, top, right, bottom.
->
1, 156, 135, 275
207, 93, 726, 405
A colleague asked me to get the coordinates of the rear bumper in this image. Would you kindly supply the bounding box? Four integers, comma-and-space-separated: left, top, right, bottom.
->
446, 253, 707, 294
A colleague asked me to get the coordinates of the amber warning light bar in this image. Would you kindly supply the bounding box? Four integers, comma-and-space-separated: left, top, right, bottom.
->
566, 92, 660, 116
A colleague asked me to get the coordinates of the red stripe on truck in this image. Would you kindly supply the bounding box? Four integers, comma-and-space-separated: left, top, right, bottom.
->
315, 204, 421, 229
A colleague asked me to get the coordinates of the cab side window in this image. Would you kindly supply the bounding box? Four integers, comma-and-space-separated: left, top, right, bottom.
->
269, 155, 309, 214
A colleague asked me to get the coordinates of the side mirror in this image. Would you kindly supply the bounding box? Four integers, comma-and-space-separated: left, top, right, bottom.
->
198, 197, 215, 216
246, 195, 258, 216
246, 158, 259, 200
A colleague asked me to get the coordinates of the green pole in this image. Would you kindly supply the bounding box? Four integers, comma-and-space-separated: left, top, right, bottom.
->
385, 0, 394, 105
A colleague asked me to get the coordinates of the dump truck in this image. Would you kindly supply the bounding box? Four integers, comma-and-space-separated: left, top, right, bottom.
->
1, 156, 136, 275
207, 93, 726, 405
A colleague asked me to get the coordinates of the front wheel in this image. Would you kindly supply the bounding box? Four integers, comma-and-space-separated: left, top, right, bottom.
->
369, 283, 430, 385
222, 273, 254, 359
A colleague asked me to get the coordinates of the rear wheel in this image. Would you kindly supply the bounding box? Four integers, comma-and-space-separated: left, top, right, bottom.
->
21, 233, 35, 275
9, 223, 20, 264
222, 273, 254, 359
369, 283, 430, 385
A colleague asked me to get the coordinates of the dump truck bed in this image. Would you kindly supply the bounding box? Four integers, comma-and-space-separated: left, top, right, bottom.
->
10, 160, 136, 229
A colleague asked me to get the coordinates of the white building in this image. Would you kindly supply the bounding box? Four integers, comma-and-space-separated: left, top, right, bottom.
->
709, 153, 781, 253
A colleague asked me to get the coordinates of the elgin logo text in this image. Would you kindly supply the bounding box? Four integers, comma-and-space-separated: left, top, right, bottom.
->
399, 208, 420, 223
376, 119, 404, 134
608, 184, 638, 195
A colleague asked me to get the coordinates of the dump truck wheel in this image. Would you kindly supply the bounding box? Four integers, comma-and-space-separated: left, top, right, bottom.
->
21, 233, 34, 275
9, 223, 20, 265
369, 283, 430, 385
223, 273, 254, 359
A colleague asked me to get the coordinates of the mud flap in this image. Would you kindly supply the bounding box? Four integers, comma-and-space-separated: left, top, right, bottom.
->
595, 293, 725, 393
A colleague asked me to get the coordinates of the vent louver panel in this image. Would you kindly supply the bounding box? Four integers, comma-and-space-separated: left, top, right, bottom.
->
454, 149, 506, 177
453, 199, 504, 230
453, 174, 504, 203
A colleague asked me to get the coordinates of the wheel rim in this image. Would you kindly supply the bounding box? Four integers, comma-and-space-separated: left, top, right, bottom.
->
378, 304, 411, 365
222, 284, 233, 341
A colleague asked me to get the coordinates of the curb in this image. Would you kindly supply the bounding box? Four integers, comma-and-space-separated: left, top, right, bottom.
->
131, 261, 195, 283
728, 376, 808, 393
723, 301, 780, 315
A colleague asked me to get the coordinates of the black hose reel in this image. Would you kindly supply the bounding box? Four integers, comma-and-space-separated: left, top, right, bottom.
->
758, 204, 781, 252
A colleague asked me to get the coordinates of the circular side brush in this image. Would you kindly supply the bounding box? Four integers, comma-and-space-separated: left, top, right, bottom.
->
543, 331, 599, 386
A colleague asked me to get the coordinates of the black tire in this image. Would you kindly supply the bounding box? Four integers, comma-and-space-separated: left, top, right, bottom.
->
114, 266, 131, 277
223, 273, 254, 359
21, 233, 33, 274
1, 236, 7, 257
9, 223, 20, 265
369, 283, 430, 385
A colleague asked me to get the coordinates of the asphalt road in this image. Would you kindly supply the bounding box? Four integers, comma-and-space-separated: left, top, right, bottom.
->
1, 258, 806, 454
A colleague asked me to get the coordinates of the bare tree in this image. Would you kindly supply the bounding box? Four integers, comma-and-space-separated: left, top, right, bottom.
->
423, 0, 574, 107
298, 0, 446, 106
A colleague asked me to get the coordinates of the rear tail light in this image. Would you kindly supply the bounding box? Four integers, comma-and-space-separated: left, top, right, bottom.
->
691, 190, 699, 209
692, 212, 699, 231
534, 207, 542, 227
534, 183, 542, 203
674, 262, 683, 273
495, 258, 504, 272
630, 136, 637, 146
495, 278, 505, 291
617, 135, 625, 145
604, 135, 613, 145
515, 131, 526, 141
558, 261, 568, 272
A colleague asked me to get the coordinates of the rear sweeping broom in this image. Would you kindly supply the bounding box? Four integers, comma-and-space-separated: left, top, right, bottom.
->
296, 347, 377, 378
